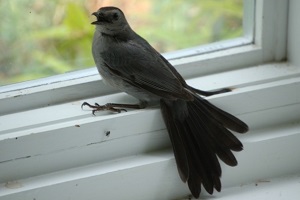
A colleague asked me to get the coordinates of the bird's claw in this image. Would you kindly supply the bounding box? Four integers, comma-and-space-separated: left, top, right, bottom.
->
81, 102, 91, 109
81, 102, 127, 115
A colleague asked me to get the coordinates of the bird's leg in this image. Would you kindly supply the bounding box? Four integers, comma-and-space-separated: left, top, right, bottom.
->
188, 86, 232, 97
81, 101, 146, 115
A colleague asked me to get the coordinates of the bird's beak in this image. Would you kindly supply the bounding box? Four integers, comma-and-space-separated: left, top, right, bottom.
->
91, 12, 101, 25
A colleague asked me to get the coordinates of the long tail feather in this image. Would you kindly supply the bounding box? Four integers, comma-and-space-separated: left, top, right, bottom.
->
160, 94, 248, 198
161, 101, 189, 182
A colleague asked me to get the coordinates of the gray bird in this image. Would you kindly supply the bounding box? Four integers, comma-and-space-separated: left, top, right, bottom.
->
82, 6, 248, 198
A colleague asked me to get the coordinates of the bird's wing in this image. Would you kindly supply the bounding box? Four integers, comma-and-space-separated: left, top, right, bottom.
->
100, 38, 192, 100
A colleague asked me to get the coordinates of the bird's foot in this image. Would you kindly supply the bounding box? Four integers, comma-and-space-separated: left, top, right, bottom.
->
81, 102, 127, 115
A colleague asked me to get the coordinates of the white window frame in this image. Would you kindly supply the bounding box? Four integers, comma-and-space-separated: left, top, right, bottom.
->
0, 0, 287, 114
1, 0, 300, 199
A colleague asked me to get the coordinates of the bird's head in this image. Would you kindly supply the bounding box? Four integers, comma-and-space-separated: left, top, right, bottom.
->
91, 7, 130, 35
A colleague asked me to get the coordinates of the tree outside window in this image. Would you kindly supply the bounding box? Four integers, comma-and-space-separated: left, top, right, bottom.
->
0, 0, 242, 86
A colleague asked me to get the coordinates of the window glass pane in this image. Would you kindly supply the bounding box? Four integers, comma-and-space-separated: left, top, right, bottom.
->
0, 0, 243, 86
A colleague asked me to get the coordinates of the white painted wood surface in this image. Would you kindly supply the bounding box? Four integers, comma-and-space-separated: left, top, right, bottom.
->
1, 73, 300, 199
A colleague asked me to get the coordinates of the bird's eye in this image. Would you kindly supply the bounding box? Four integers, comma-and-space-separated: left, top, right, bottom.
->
112, 12, 119, 20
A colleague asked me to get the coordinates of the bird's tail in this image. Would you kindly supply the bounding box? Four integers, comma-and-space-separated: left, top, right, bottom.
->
160, 94, 248, 198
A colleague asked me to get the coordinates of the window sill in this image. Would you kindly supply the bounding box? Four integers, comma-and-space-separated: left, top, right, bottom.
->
1, 62, 300, 199
208, 174, 300, 200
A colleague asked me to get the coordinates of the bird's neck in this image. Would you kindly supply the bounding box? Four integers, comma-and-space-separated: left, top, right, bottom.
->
96, 25, 134, 42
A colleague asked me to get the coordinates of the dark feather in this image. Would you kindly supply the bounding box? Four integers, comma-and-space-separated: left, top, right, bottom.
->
199, 97, 249, 133
100, 39, 193, 101
160, 100, 189, 182
160, 93, 247, 196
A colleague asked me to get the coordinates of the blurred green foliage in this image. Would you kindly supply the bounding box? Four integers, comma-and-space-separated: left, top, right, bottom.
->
0, 0, 242, 86
137, 0, 243, 52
